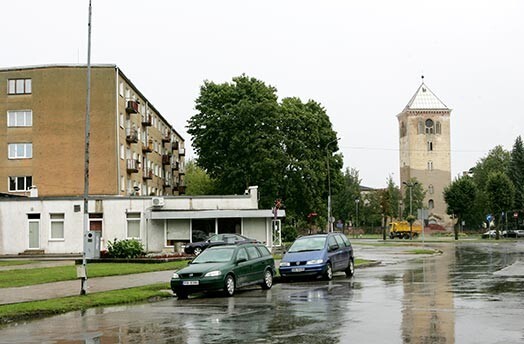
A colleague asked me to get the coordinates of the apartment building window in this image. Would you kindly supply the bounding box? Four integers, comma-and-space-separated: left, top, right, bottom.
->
119, 112, 124, 128
8, 78, 32, 94
8, 143, 32, 159
125, 88, 130, 99
120, 175, 125, 192
120, 144, 124, 159
126, 213, 141, 238
7, 110, 32, 127
119, 82, 124, 97
8, 176, 32, 191
50, 213, 65, 240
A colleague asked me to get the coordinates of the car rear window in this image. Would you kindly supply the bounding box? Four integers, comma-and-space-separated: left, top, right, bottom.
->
334, 235, 346, 247
339, 234, 351, 247
257, 245, 271, 257
246, 246, 261, 259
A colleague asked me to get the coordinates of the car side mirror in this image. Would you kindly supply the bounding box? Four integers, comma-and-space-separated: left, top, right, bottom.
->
187, 260, 193, 265
329, 244, 339, 252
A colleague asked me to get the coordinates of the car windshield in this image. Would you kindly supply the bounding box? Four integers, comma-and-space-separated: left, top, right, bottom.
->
288, 237, 326, 252
192, 247, 235, 263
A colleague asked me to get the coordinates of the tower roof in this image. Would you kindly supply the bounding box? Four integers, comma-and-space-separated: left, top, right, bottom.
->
404, 82, 449, 111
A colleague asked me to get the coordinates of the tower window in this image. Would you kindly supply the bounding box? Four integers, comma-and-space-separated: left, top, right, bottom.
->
428, 199, 434, 209
400, 122, 406, 137
428, 185, 434, 194
427, 141, 433, 151
436, 121, 441, 134
418, 120, 424, 134
425, 119, 434, 134
428, 161, 433, 171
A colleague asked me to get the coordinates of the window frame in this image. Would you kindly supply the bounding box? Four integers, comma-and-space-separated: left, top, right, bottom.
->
126, 212, 141, 239
8, 143, 32, 159
8, 78, 32, 95
7, 110, 33, 127
49, 213, 65, 241
8, 176, 32, 192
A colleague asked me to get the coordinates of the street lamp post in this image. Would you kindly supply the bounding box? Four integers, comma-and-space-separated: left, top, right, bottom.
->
403, 181, 418, 240
355, 198, 360, 238
326, 138, 339, 232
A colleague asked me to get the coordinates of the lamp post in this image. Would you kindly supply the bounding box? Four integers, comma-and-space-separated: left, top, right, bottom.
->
403, 181, 418, 240
355, 198, 360, 238
326, 138, 339, 232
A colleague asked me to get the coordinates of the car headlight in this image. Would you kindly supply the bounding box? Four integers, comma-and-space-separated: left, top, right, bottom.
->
204, 270, 222, 277
172, 272, 180, 279
306, 259, 323, 265
279, 262, 290, 267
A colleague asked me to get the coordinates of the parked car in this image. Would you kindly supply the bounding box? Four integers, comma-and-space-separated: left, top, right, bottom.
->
279, 232, 354, 281
503, 229, 524, 238
171, 243, 275, 299
183, 233, 259, 255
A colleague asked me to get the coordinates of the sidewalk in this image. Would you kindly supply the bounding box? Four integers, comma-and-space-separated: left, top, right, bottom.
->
0, 270, 174, 305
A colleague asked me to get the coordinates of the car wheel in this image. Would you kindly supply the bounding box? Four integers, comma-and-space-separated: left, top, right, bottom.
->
345, 258, 355, 277
324, 262, 333, 281
224, 274, 235, 297
176, 290, 188, 300
261, 269, 273, 290
403, 233, 410, 240
194, 247, 202, 256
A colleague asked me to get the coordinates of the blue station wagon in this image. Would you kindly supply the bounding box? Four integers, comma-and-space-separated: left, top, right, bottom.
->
279, 232, 354, 280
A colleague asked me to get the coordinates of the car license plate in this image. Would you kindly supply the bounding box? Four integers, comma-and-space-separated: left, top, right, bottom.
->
291, 268, 305, 272
183, 281, 199, 286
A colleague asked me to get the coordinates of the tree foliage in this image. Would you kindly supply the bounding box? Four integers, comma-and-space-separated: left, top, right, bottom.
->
187, 75, 341, 222
444, 175, 478, 233
332, 167, 361, 224
184, 160, 216, 195
508, 136, 524, 210
486, 172, 515, 226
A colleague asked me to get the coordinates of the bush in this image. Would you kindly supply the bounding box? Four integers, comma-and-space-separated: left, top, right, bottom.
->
282, 224, 298, 243
107, 238, 145, 258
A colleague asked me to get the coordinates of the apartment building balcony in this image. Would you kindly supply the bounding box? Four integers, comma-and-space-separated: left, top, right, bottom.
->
126, 100, 139, 114
172, 141, 179, 151
141, 114, 152, 127
179, 148, 185, 156
172, 162, 179, 171
163, 180, 172, 188
126, 159, 139, 173
142, 169, 153, 180
162, 154, 171, 165
142, 141, 153, 153
162, 133, 171, 143
126, 128, 138, 143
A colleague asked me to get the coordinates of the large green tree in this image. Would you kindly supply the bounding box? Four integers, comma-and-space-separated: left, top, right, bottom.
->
187, 75, 285, 207
486, 172, 515, 238
187, 75, 341, 221
444, 175, 477, 239
508, 136, 524, 211
332, 167, 361, 226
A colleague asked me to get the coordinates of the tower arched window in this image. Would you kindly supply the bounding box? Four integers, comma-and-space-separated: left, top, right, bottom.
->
418, 120, 424, 134
425, 119, 434, 134
428, 199, 434, 209
427, 141, 433, 151
436, 121, 441, 134
428, 185, 434, 194
428, 161, 433, 171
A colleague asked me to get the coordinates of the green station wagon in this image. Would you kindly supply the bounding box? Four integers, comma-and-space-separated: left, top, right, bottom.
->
171, 243, 275, 299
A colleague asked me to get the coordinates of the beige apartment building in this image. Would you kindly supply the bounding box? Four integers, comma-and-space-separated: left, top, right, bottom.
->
398, 80, 452, 227
0, 64, 186, 197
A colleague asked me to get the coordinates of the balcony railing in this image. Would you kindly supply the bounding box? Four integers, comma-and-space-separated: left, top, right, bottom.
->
142, 169, 153, 180
172, 141, 179, 151
179, 148, 185, 156
172, 162, 179, 171
126, 100, 139, 114
162, 154, 171, 165
126, 159, 139, 173
142, 141, 153, 153
162, 133, 171, 143
141, 114, 152, 127
126, 128, 138, 143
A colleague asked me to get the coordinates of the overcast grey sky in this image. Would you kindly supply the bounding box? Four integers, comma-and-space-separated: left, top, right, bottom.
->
1, 1, 522, 188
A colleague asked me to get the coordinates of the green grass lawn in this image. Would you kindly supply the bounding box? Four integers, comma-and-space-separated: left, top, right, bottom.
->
0, 260, 36, 267
0, 283, 171, 325
0, 261, 189, 288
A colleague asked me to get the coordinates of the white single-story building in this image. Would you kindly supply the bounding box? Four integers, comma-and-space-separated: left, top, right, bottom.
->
0, 186, 284, 255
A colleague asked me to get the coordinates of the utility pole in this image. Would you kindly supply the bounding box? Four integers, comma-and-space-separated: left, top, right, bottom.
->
81, 0, 93, 295
325, 138, 339, 232
403, 181, 418, 240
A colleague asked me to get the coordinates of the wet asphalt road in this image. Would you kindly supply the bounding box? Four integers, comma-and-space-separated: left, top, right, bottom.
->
1, 241, 524, 344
